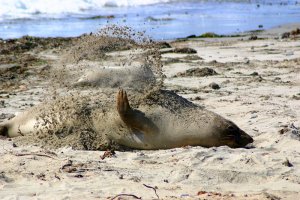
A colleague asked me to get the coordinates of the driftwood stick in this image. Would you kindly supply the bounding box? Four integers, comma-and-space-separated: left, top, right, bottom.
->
143, 184, 159, 199
13, 153, 61, 160
111, 193, 141, 200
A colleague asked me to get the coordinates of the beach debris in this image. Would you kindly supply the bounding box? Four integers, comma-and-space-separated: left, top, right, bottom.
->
54, 173, 61, 180
174, 67, 217, 77
74, 174, 84, 178
250, 72, 259, 76
291, 28, 300, 38
185, 32, 241, 39
143, 184, 159, 199
279, 124, 300, 139
60, 160, 92, 174
173, 47, 197, 54
194, 96, 202, 101
209, 60, 218, 64
61, 160, 77, 173
0, 64, 21, 73
291, 94, 300, 100
263, 192, 281, 200
281, 32, 291, 39
250, 114, 258, 119
157, 41, 171, 48
0, 36, 71, 54
130, 176, 141, 183
111, 194, 141, 200
273, 77, 282, 83
290, 123, 299, 137
251, 75, 263, 82
283, 158, 293, 167
162, 47, 197, 54
198, 32, 221, 38
209, 82, 220, 90
249, 35, 258, 40
279, 127, 289, 134
281, 28, 300, 39
180, 194, 190, 198
183, 55, 203, 61
145, 16, 173, 22
197, 191, 222, 197
39, 64, 52, 73
79, 15, 115, 20
13, 152, 59, 160
36, 173, 46, 181
197, 191, 207, 195
100, 149, 116, 160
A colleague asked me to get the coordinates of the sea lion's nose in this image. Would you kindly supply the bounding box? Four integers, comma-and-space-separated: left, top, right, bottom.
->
238, 130, 253, 146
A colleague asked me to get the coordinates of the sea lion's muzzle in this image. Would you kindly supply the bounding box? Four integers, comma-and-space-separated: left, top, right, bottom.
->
235, 129, 254, 147
218, 122, 254, 148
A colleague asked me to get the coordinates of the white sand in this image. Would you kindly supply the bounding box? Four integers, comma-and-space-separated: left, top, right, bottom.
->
0, 24, 300, 199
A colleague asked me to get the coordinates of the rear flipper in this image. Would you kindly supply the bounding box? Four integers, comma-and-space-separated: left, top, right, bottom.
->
117, 89, 159, 135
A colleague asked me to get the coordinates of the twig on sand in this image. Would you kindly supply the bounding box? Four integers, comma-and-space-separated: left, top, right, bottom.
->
143, 184, 159, 199
17, 125, 24, 136
13, 153, 61, 160
111, 193, 141, 200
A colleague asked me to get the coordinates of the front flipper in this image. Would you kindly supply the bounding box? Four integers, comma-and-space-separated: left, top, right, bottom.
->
117, 89, 159, 135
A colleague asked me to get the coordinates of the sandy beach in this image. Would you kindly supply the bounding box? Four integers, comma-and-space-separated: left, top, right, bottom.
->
0, 23, 300, 199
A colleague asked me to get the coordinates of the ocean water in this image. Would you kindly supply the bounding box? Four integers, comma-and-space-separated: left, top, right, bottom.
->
0, 0, 299, 40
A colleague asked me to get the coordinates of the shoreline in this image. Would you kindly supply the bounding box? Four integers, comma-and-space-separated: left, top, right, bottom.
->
1, 22, 300, 41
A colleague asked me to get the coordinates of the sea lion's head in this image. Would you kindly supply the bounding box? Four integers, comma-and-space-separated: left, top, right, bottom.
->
213, 117, 253, 148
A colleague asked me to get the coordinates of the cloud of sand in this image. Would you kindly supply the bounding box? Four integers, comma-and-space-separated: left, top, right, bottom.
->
47, 25, 164, 92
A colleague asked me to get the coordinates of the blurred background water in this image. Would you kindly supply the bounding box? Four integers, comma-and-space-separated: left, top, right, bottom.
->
0, 0, 299, 40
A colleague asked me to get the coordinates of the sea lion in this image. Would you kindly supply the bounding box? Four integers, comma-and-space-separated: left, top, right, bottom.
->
0, 89, 253, 150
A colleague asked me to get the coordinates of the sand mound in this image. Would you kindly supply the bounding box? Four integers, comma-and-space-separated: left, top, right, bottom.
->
174, 67, 218, 77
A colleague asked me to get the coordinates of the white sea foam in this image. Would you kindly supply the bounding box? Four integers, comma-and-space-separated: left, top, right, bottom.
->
0, 0, 296, 20
0, 0, 178, 19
